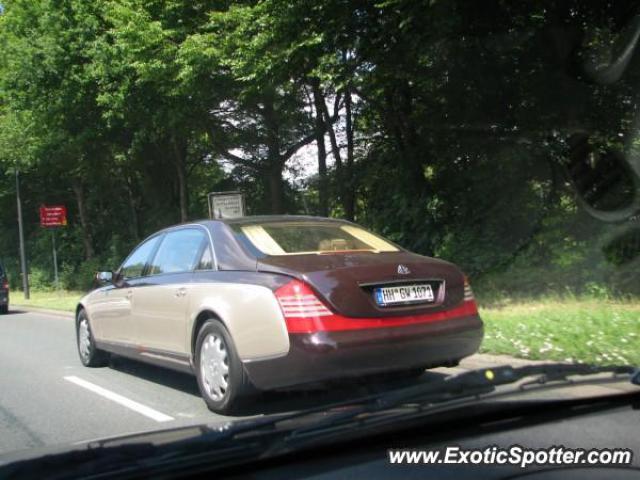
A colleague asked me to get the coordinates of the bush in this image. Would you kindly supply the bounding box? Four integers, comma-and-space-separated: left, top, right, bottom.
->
59, 262, 76, 290
28, 267, 54, 291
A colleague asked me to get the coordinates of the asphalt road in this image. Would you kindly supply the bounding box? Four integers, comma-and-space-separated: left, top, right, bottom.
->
0, 309, 468, 456
3, 309, 628, 458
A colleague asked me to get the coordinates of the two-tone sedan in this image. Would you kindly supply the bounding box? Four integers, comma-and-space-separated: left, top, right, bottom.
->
76, 216, 483, 413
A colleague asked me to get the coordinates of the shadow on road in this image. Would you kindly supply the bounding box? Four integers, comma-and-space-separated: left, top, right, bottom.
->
108, 356, 202, 398
108, 355, 450, 416
244, 371, 448, 416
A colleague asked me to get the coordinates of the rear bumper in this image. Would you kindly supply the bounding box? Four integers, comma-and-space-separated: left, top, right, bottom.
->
0, 289, 8, 306
243, 314, 483, 390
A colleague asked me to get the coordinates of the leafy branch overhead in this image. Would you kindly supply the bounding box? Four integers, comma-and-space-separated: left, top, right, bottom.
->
0, 0, 638, 297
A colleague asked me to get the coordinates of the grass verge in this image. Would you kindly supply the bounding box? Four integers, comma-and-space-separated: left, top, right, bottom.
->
10, 290, 83, 312
479, 297, 640, 365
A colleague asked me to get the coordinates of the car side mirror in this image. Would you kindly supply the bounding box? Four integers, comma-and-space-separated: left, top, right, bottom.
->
95, 271, 113, 285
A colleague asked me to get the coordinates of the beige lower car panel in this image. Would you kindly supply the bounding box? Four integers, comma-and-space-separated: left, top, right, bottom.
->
81, 282, 290, 364
82, 288, 133, 344
187, 283, 290, 362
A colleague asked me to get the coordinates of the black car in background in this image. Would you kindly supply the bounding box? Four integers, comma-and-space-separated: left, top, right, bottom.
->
0, 264, 8, 314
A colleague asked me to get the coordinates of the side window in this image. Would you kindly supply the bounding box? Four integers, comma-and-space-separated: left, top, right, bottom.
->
120, 235, 162, 279
195, 244, 214, 271
149, 228, 206, 275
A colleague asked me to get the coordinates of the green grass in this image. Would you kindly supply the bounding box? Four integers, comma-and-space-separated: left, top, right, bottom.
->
479, 297, 640, 365
11, 290, 83, 312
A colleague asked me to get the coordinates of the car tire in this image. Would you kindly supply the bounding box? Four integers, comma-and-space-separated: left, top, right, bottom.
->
76, 309, 109, 367
0, 305, 7, 314
195, 319, 252, 414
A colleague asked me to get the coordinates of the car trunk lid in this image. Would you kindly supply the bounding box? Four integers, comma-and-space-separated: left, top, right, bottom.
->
257, 251, 466, 318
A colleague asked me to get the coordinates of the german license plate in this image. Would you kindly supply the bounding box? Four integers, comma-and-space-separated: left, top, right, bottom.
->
374, 284, 435, 306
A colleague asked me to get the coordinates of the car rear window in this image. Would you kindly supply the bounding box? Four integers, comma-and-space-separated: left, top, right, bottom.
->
233, 222, 399, 256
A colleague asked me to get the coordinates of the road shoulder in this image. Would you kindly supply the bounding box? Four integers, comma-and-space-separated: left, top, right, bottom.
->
9, 305, 74, 319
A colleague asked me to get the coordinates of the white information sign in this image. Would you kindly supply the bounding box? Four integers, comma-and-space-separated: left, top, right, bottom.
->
208, 191, 246, 219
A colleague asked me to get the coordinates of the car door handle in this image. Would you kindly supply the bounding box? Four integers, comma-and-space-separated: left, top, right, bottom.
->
125, 290, 133, 300
175, 287, 187, 298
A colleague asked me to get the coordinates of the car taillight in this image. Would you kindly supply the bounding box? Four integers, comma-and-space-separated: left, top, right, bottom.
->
274, 278, 478, 334
274, 279, 332, 319
463, 276, 474, 301
1, 279, 7, 289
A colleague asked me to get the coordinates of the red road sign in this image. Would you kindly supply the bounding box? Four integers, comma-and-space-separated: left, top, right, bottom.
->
40, 205, 67, 227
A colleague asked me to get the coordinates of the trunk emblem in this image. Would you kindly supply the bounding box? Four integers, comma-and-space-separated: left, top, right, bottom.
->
397, 264, 411, 275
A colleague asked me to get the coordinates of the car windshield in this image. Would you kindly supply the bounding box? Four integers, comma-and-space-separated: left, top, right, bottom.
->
0, 0, 639, 475
233, 222, 399, 255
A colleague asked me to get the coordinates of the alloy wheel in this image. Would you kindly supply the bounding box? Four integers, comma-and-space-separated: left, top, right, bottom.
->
78, 318, 91, 362
199, 333, 230, 401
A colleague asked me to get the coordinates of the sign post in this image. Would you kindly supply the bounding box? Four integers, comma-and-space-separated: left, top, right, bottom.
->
39, 205, 67, 289
15, 171, 30, 299
207, 191, 246, 219
51, 230, 58, 288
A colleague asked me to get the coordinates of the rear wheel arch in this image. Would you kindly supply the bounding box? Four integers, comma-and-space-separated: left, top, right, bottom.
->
193, 316, 254, 414
191, 309, 226, 359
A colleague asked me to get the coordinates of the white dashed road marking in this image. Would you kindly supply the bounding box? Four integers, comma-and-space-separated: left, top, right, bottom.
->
64, 376, 174, 423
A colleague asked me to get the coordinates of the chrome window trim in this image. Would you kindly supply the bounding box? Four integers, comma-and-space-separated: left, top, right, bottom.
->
167, 223, 219, 272
117, 232, 165, 280
146, 226, 210, 276
147, 224, 218, 276
194, 240, 215, 272
117, 223, 219, 280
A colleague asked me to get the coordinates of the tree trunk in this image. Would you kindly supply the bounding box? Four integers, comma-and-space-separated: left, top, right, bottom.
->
319, 91, 343, 173
344, 89, 355, 220
311, 80, 329, 217
384, 86, 425, 195
125, 174, 140, 241
72, 181, 94, 260
171, 137, 189, 222
267, 162, 285, 214
318, 89, 345, 215
262, 98, 285, 214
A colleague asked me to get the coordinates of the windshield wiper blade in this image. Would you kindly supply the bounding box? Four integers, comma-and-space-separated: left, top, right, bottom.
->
4, 364, 637, 478
163, 364, 640, 455
262, 363, 638, 449
205, 364, 639, 446
363, 363, 638, 410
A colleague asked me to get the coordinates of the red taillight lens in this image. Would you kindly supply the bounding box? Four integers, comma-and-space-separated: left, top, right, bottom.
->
274, 280, 332, 319
274, 278, 477, 334
1, 279, 7, 289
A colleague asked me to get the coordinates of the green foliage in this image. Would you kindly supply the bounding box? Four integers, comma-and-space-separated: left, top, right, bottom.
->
28, 267, 54, 292
0, 0, 639, 297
